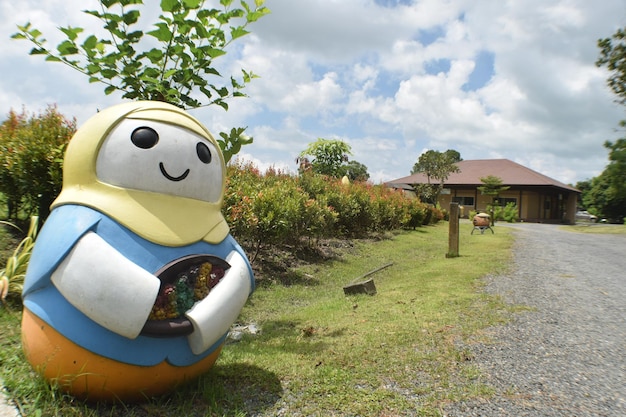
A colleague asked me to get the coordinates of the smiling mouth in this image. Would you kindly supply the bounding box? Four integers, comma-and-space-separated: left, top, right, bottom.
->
159, 162, 190, 182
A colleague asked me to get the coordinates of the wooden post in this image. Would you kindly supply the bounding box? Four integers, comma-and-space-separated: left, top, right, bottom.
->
447, 202, 460, 258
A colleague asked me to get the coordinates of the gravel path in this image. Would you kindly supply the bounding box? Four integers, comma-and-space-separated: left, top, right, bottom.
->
445, 223, 626, 417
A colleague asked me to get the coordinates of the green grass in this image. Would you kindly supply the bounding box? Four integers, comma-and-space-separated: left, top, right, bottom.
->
0, 222, 516, 416
564, 224, 626, 234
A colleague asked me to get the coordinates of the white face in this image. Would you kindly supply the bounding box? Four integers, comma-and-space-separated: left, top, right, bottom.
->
96, 119, 223, 202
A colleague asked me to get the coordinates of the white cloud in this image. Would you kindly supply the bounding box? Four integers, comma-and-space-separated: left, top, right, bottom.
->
0, 0, 624, 187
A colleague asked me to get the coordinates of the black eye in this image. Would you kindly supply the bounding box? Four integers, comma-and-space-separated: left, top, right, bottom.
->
131, 127, 159, 149
196, 142, 212, 164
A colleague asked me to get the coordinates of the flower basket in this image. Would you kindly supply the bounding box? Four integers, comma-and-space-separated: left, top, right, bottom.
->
141, 254, 230, 337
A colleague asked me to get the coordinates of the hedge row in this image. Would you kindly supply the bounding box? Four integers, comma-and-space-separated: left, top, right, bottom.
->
223, 161, 444, 257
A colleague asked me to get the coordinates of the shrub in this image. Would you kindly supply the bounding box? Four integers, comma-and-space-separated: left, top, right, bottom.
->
402, 198, 427, 229
0, 106, 75, 221
492, 203, 519, 223
223, 162, 442, 253
368, 186, 405, 231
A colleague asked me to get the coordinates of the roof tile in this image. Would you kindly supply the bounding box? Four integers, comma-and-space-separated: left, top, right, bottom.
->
387, 159, 579, 192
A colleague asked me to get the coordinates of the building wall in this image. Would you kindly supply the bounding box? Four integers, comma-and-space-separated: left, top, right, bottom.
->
439, 187, 578, 224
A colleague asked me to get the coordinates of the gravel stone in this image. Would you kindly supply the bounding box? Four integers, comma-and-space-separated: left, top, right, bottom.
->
445, 223, 626, 417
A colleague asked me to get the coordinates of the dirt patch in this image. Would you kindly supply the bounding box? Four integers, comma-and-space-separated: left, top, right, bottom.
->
245, 235, 387, 287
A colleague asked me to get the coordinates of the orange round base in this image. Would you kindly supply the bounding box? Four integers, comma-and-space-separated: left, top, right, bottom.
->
21, 308, 222, 402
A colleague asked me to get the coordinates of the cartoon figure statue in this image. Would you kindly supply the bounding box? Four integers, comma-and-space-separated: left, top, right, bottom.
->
21, 101, 254, 401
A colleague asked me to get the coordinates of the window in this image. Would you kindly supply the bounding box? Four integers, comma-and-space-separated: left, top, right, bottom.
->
495, 198, 517, 206
452, 196, 475, 206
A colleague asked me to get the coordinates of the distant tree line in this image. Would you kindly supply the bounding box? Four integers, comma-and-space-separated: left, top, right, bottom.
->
576, 27, 626, 223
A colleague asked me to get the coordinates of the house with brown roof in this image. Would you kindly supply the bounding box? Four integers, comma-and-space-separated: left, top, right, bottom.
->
386, 159, 580, 224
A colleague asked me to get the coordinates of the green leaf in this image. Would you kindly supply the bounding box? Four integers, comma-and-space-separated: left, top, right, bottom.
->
182, 0, 202, 8
101, 12, 123, 23
203, 67, 221, 76
15, 22, 32, 32
199, 86, 213, 98
139, 74, 160, 84
166, 88, 180, 97
59, 26, 83, 41
205, 47, 226, 59
142, 66, 161, 78
29, 47, 48, 55
86, 63, 101, 74
143, 48, 164, 63
147, 23, 173, 42
214, 85, 229, 97
83, 10, 103, 19
45, 56, 62, 62
104, 85, 117, 95
123, 10, 141, 25
161, 0, 179, 13
163, 69, 178, 78
57, 40, 79, 56
230, 26, 249, 40
95, 42, 107, 53
101, 69, 118, 79
28, 28, 43, 39
82, 35, 98, 50
247, 8, 270, 23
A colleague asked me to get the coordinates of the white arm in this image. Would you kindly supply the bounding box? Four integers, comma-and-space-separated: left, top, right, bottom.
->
51, 232, 160, 339
185, 250, 252, 354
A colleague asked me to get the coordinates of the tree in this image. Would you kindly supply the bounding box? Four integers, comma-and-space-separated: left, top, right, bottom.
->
595, 27, 626, 222
338, 160, 370, 182
583, 140, 626, 222
297, 138, 352, 177
410, 149, 461, 204
477, 175, 510, 198
604, 139, 626, 196
12, 0, 270, 162
597, 28, 626, 105
477, 175, 510, 225
0, 106, 76, 221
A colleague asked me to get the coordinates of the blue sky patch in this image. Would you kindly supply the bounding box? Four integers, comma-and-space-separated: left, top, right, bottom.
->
415, 25, 446, 47
425, 59, 451, 75
374, 0, 413, 8
463, 50, 495, 91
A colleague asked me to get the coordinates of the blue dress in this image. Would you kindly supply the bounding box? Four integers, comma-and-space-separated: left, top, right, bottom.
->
22, 204, 255, 367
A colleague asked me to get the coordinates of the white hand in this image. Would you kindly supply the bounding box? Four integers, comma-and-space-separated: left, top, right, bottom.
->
185, 250, 252, 354
51, 232, 160, 339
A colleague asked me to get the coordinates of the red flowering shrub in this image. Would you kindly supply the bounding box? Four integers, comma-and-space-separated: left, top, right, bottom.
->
223, 161, 442, 255
0, 105, 76, 221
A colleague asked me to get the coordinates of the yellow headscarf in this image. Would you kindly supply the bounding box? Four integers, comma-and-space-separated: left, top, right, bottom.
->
52, 101, 229, 246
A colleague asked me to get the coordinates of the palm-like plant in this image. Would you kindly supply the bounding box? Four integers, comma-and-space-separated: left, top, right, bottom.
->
0, 216, 38, 307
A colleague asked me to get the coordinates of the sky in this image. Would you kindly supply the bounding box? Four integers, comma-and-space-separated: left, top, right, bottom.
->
0, 0, 625, 186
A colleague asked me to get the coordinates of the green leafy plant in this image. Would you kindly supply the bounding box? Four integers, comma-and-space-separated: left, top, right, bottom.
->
0, 216, 38, 306
224, 161, 444, 255
492, 202, 519, 223
297, 138, 364, 178
0, 106, 75, 222
11, 0, 270, 162
411, 149, 461, 204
